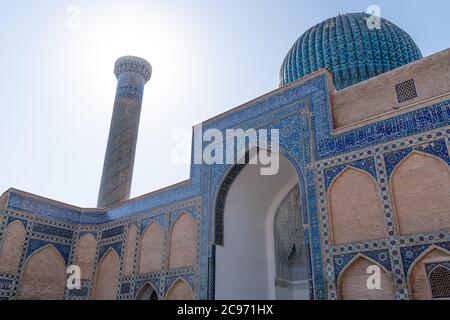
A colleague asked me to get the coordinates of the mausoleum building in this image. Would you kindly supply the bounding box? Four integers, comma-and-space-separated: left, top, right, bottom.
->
0, 13, 449, 300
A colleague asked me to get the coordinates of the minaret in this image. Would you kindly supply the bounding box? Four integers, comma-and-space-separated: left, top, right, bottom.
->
97, 56, 152, 208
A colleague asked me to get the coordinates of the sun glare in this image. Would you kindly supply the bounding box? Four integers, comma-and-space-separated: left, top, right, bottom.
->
67, 5, 200, 113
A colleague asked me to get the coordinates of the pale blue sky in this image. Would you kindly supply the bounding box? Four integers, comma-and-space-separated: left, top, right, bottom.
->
0, 0, 448, 207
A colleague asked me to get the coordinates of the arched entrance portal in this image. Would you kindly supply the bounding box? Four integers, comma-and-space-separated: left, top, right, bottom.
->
136, 283, 158, 300
214, 153, 311, 299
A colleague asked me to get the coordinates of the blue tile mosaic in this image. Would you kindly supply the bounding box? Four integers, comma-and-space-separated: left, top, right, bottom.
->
98, 241, 122, 260
32, 223, 73, 239
280, 13, 422, 90
120, 282, 131, 294
363, 249, 392, 272
135, 278, 160, 295
333, 252, 357, 278
333, 249, 391, 279
6, 216, 27, 228
1, 59, 448, 301
67, 286, 89, 297
400, 244, 431, 276
141, 214, 165, 234
26, 238, 71, 265
165, 274, 195, 293
0, 279, 13, 291
316, 101, 449, 160
437, 242, 450, 252
425, 261, 450, 275
384, 139, 450, 178
324, 157, 377, 190
7, 192, 110, 225
101, 225, 124, 239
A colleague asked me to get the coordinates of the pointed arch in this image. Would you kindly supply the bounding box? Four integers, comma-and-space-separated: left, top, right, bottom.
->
407, 245, 450, 278
428, 265, 450, 299
408, 245, 450, 300
213, 150, 313, 299
168, 213, 197, 270
338, 253, 391, 281
18, 244, 66, 300
165, 278, 193, 300
213, 163, 247, 245
92, 248, 120, 300
391, 151, 450, 235
328, 167, 386, 245
338, 255, 395, 300
123, 224, 138, 276
74, 233, 97, 280
0, 220, 26, 274
138, 221, 164, 274
136, 282, 158, 300
212, 146, 309, 246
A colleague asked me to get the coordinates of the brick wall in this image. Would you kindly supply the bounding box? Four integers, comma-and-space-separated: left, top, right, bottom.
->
409, 248, 450, 300
166, 279, 193, 300
0, 221, 26, 274
391, 152, 450, 235
332, 49, 450, 129
74, 234, 96, 280
328, 168, 386, 244
138, 222, 164, 274
18, 246, 66, 300
123, 225, 138, 276
92, 249, 120, 300
338, 257, 395, 300
168, 213, 197, 270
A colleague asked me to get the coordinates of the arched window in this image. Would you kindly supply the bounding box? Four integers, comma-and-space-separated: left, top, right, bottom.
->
136, 283, 158, 300
408, 247, 450, 300
429, 265, 450, 299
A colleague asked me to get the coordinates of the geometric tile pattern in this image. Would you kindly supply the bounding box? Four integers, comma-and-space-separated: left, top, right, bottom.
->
280, 13, 422, 90
384, 138, 450, 178
98, 241, 123, 261
318, 128, 450, 299
26, 238, 71, 265
323, 157, 377, 190
333, 249, 391, 282
6, 216, 27, 228
101, 225, 124, 239
32, 223, 73, 239
0, 68, 449, 301
400, 242, 450, 277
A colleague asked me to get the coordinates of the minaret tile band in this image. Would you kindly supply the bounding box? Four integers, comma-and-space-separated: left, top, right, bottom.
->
97, 56, 152, 208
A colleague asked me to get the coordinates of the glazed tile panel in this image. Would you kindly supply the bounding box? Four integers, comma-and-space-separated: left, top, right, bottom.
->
279, 13, 422, 89
1, 70, 449, 300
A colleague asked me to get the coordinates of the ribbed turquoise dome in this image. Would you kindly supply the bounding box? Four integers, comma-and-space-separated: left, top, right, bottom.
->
279, 13, 422, 90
